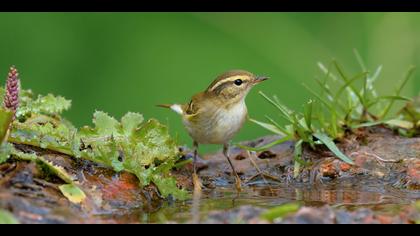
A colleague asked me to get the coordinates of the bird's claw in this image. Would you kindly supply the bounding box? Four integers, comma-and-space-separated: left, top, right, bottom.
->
192, 172, 203, 192
234, 174, 242, 192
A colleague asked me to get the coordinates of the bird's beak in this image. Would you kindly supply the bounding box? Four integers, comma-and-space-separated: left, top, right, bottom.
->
253, 76, 269, 84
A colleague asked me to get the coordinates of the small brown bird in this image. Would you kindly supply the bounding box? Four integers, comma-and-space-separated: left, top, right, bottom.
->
159, 70, 268, 190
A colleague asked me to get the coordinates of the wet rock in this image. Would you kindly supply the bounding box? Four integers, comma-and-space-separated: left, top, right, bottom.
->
282, 206, 335, 224
280, 203, 420, 224
339, 163, 352, 172
335, 208, 380, 224
320, 161, 339, 179
197, 201, 420, 224
406, 159, 420, 190
201, 206, 267, 224
258, 151, 277, 159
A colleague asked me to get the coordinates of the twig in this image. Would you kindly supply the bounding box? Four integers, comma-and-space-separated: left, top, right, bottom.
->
245, 150, 276, 195
350, 151, 401, 164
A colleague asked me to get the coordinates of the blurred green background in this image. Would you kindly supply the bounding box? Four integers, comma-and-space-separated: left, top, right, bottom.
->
0, 13, 419, 152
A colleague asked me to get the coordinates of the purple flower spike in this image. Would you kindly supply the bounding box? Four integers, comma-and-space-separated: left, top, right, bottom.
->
3, 66, 20, 113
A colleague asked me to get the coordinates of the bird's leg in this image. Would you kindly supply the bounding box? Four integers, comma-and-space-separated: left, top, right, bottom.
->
223, 143, 242, 191
192, 141, 202, 191
191, 141, 202, 223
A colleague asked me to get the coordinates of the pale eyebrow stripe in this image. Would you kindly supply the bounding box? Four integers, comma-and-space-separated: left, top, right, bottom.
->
208, 75, 246, 92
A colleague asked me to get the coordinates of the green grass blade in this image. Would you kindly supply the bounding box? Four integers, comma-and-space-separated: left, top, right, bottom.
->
314, 77, 334, 101
293, 118, 309, 141
351, 120, 386, 129
353, 48, 367, 72
370, 65, 383, 84
354, 119, 415, 130
365, 65, 382, 100
366, 96, 412, 109
381, 66, 416, 118
293, 139, 303, 178
362, 72, 368, 104
329, 111, 339, 139
249, 118, 286, 136
0, 209, 19, 224
265, 115, 281, 128
318, 62, 338, 81
302, 83, 332, 110
313, 76, 349, 114
265, 115, 291, 136
273, 95, 282, 105
385, 119, 414, 129
313, 105, 328, 133
317, 60, 356, 114
378, 95, 412, 101
333, 72, 369, 102
275, 100, 295, 116
302, 82, 344, 138
259, 91, 293, 123
368, 95, 412, 109
313, 132, 354, 164
333, 60, 349, 81
303, 100, 314, 130
333, 61, 366, 106
396, 66, 416, 94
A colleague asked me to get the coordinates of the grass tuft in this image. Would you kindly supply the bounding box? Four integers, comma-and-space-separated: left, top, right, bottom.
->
240, 55, 417, 178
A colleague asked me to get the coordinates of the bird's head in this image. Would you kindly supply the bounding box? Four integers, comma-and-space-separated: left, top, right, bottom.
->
205, 70, 268, 104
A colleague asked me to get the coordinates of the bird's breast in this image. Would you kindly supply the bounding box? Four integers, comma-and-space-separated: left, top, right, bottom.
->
182, 101, 247, 144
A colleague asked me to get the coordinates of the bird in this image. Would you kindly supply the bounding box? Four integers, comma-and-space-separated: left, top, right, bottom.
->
158, 70, 268, 191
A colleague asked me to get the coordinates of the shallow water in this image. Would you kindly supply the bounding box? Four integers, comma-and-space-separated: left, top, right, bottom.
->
139, 178, 419, 223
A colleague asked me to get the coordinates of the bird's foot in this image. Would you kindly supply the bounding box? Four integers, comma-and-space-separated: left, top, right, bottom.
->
192, 172, 203, 192
234, 174, 242, 192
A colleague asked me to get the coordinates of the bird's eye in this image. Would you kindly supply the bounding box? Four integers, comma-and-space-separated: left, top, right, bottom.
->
234, 79, 243, 86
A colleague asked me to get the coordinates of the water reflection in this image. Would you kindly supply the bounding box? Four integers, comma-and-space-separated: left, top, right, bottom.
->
141, 179, 416, 223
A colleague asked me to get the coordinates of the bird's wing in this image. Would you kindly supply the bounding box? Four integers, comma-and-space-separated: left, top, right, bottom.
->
184, 92, 205, 119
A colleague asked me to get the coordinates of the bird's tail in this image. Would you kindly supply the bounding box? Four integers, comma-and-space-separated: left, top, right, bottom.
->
157, 104, 172, 109
157, 104, 184, 115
